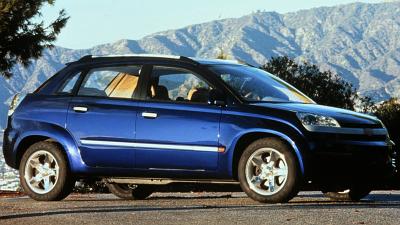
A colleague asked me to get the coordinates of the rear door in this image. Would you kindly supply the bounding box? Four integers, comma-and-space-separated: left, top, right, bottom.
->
135, 65, 222, 171
66, 65, 144, 168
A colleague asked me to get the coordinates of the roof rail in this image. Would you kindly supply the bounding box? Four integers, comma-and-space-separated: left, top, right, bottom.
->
78, 55, 93, 62
91, 54, 181, 59
179, 56, 199, 65
64, 55, 92, 65
66, 54, 200, 65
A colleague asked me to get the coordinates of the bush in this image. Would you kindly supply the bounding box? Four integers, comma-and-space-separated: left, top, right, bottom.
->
374, 98, 400, 146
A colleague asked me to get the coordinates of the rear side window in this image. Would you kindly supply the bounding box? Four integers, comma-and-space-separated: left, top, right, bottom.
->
78, 66, 141, 99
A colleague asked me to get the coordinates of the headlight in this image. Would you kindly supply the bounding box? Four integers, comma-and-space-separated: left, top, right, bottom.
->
297, 112, 340, 128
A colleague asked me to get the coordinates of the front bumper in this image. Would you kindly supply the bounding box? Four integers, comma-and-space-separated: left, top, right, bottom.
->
307, 134, 395, 188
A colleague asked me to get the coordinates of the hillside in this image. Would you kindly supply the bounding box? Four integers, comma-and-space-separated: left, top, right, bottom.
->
1, 1, 400, 130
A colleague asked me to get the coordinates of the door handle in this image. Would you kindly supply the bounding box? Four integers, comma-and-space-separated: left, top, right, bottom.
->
73, 106, 88, 113
142, 112, 157, 119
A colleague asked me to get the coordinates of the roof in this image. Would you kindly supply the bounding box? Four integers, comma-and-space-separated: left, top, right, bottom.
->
69, 54, 242, 66
91, 54, 181, 59
188, 57, 242, 65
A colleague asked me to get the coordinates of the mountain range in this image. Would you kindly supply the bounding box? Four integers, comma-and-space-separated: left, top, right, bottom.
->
1, 1, 400, 131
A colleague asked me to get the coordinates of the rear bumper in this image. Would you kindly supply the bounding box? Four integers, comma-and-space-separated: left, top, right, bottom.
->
2, 125, 17, 169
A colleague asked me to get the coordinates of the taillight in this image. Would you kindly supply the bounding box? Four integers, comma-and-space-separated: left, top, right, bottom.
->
8, 93, 26, 116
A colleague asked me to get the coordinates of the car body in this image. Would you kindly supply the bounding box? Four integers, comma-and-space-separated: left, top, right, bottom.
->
2, 55, 396, 202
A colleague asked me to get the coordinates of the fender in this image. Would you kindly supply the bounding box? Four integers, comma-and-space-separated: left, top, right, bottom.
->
221, 126, 311, 180
13, 121, 87, 173
232, 128, 305, 171
219, 107, 310, 178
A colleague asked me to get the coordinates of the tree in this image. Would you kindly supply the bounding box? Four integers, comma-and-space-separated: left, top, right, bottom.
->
216, 47, 230, 60
0, 0, 68, 78
261, 56, 399, 153
357, 95, 377, 113
261, 56, 358, 110
374, 98, 400, 148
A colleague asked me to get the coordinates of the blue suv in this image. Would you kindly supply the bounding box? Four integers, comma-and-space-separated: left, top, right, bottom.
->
2, 55, 396, 203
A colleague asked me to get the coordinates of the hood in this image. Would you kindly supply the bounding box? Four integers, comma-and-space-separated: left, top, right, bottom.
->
250, 102, 382, 128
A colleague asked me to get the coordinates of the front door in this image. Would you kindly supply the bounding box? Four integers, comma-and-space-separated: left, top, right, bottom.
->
66, 65, 143, 168
135, 66, 222, 171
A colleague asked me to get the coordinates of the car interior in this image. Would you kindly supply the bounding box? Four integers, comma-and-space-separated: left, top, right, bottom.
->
149, 67, 212, 104
78, 66, 141, 99
75, 66, 212, 104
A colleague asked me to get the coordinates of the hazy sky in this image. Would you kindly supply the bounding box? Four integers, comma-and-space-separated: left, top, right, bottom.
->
41, 0, 382, 49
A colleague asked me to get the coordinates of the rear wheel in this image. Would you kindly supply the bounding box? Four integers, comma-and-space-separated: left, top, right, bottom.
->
19, 141, 75, 201
106, 183, 153, 200
323, 188, 371, 201
238, 138, 301, 203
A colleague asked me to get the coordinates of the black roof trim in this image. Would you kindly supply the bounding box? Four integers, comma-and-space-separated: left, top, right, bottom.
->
66, 54, 201, 66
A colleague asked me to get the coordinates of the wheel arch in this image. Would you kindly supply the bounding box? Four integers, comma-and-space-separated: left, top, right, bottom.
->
230, 129, 305, 180
16, 135, 60, 168
13, 123, 86, 172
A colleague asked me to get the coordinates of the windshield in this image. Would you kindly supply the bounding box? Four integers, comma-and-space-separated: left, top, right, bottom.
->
209, 65, 315, 104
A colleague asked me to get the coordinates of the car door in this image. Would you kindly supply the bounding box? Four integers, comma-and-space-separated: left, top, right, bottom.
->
135, 65, 222, 171
66, 65, 144, 168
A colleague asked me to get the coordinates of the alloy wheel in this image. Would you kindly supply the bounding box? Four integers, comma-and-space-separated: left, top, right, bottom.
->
245, 147, 289, 196
24, 150, 60, 194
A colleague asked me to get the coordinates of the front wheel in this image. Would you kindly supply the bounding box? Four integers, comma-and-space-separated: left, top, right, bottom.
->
106, 183, 153, 200
323, 188, 371, 201
238, 138, 301, 203
19, 141, 75, 201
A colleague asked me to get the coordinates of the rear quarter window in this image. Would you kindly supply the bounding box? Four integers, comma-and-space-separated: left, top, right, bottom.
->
57, 72, 82, 95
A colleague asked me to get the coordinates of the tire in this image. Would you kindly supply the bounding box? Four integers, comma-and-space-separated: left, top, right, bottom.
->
323, 188, 371, 201
238, 138, 301, 203
106, 183, 153, 200
19, 141, 75, 201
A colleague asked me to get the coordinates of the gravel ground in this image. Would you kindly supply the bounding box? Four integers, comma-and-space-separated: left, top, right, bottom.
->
1, 191, 400, 225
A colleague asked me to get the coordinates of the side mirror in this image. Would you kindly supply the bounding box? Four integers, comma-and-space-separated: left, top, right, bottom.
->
209, 89, 226, 107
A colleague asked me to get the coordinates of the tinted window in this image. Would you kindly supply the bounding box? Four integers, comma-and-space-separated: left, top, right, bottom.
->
57, 72, 81, 94
209, 65, 314, 104
148, 66, 212, 104
78, 66, 141, 99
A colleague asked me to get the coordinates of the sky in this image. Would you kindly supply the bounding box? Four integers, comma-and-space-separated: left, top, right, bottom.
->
40, 0, 383, 49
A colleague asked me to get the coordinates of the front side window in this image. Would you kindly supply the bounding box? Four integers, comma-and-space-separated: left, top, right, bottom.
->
147, 66, 212, 104
209, 65, 314, 104
78, 66, 141, 99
